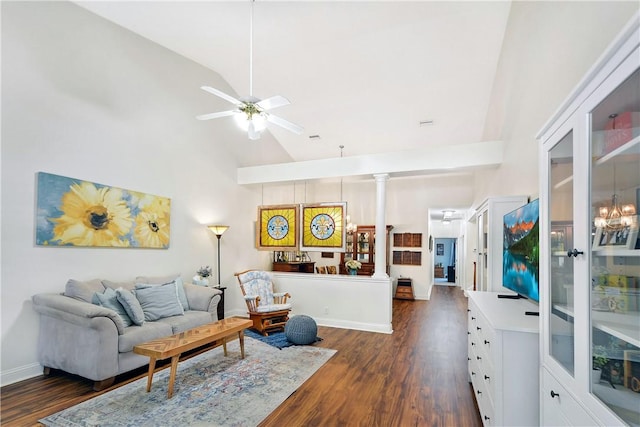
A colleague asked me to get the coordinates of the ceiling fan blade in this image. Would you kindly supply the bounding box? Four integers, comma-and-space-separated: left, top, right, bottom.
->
195, 110, 237, 121
200, 86, 242, 106
266, 114, 304, 135
256, 95, 290, 111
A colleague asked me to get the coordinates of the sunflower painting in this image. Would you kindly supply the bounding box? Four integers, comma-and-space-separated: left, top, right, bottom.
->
36, 172, 171, 248
300, 202, 346, 252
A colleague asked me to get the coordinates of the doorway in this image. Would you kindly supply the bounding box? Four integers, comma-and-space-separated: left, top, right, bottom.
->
433, 238, 457, 285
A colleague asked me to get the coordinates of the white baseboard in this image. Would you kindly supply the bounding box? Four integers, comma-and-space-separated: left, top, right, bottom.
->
224, 309, 393, 334
1, 362, 42, 387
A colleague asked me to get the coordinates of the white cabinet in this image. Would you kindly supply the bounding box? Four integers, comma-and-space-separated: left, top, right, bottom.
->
467, 291, 540, 426
473, 197, 527, 292
537, 13, 640, 426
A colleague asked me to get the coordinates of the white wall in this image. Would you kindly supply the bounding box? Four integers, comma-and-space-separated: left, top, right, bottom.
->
0, 1, 286, 385
475, 1, 638, 205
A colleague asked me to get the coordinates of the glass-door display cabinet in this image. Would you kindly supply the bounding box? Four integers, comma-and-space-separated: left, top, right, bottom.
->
339, 225, 392, 276
538, 15, 639, 426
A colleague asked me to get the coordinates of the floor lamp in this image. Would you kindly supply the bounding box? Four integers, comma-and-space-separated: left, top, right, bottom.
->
207, 225, 229, 286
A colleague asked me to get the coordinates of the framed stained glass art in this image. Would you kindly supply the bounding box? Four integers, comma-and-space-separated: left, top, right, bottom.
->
300, 202, 346, 252
256, 204, 299, 251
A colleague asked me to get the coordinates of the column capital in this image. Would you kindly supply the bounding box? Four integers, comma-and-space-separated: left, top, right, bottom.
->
373, 173, 389, 182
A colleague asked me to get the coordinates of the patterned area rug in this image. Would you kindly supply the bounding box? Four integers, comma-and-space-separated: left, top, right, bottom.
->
40, 337, 336, 427
244, 329, 322, 349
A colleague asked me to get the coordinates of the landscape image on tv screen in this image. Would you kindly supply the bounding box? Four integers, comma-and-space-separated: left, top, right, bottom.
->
503, 199, 539, 302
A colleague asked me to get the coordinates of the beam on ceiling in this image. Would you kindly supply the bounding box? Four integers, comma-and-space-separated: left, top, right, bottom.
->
237, 140, 503, 184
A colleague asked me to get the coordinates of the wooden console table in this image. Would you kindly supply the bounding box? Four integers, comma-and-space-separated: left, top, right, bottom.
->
272, 262, 315, 273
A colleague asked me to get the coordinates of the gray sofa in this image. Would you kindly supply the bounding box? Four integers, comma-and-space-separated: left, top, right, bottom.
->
32, 275, 222, 390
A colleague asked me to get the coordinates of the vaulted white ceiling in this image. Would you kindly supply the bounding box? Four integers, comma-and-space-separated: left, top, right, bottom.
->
74, 1, 512, 167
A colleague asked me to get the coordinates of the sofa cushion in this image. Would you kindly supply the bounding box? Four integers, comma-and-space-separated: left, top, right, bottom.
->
156, 310, 214, 334
134, 282, 184, 321
64, 278, 105, 303
136, 274, 189, 311
93, 287, 133, 328
116, 288, 145, 326
102, 279, 136, 292
118, 321, 173, 353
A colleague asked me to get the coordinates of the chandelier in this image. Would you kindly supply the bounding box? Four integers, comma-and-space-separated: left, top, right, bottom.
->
593, 159, 636, 231
594, 194, 636, 231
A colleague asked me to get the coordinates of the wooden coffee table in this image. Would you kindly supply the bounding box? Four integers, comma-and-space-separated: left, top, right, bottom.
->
133, 317, 253, 398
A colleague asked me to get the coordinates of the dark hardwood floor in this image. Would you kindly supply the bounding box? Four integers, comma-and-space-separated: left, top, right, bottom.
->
1, 285, 481, 427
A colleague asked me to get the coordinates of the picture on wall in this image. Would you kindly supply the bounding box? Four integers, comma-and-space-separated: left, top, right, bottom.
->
593, 217, 639, 251
436, 243, 444, 255
36, 172, 171, 248
256, 204, 299, 251
300, 202, 346, 252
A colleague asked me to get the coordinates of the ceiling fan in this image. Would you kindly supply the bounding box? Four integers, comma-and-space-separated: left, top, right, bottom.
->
196, 0, 303, 140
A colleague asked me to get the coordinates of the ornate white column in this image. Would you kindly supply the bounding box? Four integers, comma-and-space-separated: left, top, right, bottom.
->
372, 173, 389, 278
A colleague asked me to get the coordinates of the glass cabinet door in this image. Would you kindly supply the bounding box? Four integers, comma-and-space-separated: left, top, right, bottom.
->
356, 232, 370, 262
589, 67, 640, 424
549, 130, 576, 376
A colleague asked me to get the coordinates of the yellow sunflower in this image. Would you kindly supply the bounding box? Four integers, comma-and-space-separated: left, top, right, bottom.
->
52, 182, 132, 247
133, 196, 171, 247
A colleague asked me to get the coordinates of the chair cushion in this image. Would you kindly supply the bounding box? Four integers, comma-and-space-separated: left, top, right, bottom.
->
243, 278, 275, 306
255, 303, 291, 313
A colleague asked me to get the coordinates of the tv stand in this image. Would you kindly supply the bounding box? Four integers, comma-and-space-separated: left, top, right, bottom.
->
467, 291, 539, 425
497, 294, 524, 299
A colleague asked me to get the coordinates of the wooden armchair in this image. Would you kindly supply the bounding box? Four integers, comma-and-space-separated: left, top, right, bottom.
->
234, 270, 292, 336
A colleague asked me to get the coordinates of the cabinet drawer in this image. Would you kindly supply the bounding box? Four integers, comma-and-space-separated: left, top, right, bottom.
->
542, 369, 598, 426
471, 365, 495, 427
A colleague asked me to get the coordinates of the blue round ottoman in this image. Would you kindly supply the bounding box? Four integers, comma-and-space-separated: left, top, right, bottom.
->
285, 315, 317, 345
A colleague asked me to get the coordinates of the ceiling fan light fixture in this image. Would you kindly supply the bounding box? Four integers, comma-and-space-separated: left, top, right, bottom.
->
234, 111, 267, 139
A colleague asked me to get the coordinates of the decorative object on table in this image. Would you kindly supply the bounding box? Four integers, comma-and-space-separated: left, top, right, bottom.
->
300, 202, 346, 252
235, 270, 292, 336
192, 265, 212, 286
208, 225, 229, 286
285, 315, 318, 345
35, 172, 171, 248
345, 259, 361, 275
256, 204, 299, 251
39, 338, 335, 427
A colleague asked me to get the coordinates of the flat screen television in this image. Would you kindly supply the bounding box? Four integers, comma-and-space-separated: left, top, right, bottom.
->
502, 198, 540, 302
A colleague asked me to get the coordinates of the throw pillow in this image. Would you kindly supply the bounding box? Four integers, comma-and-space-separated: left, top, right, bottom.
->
93, 287, 133, 328
136, 274, 189, 311
116, 287, 145, 326
134, 281, 184, 321
64, 278, 105, 303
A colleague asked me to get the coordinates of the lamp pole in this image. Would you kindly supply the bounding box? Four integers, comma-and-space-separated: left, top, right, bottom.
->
216, 234, 222, 285
207, 225, 229, 286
